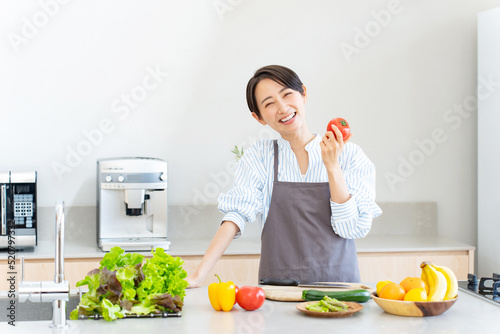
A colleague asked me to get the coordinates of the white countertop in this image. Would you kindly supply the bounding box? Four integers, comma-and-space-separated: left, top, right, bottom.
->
354, 235, 475, 253
1, 285, 498, 333
0, 235, 475, 260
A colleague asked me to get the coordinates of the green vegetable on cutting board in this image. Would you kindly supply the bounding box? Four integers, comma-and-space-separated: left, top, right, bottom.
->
70, 246, 188, 321
302, 289, 371, 303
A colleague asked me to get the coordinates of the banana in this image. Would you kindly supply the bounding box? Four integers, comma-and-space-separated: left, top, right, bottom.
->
420, 262, 447, 301
431, 264, 458, 300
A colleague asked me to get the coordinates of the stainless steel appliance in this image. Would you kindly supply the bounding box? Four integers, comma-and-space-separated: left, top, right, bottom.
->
97, 157, 170, 251
458, 273, 500, 306
0, 171, 37, 248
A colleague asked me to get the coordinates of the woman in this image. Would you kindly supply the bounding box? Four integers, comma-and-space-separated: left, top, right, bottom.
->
187, 65, 382, 287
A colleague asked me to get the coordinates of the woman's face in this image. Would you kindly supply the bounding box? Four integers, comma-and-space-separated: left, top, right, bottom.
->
252, 78, 308, 137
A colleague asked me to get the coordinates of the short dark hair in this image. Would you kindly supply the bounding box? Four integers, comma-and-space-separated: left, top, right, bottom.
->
246, 65, 305, 119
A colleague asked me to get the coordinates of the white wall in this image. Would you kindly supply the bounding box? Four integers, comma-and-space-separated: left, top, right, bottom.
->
1, 0, 499, 247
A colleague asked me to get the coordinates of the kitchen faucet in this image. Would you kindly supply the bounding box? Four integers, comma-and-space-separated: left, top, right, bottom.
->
19, 201, 70, 328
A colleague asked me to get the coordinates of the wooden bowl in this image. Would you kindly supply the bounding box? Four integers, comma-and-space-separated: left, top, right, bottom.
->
371, 292, 458, 317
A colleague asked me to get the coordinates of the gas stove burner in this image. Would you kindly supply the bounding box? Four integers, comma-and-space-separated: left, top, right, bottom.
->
459, 273, 500, 304
478, 273, 500, 301
467, 273, 479, 291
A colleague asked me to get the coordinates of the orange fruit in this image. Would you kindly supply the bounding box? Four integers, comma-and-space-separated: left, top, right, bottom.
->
379, 282, 406, 300
376, 280, 393, 296
400, 277, 426, 293
404, 288, 427, 302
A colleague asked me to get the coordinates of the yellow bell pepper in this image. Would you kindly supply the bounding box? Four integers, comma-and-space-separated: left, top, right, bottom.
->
208, 274, 236, 312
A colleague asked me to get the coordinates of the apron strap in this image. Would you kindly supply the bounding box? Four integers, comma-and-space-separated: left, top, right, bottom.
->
273, 140, 279, 181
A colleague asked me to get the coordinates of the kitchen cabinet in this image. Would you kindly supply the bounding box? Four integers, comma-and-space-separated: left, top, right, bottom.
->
0, 258, 101, 291
357, 250, 473, 282
181, 254, 261, 286
0, 255, 260, 290
182, 250, 474, 286
0, 249, 472, 290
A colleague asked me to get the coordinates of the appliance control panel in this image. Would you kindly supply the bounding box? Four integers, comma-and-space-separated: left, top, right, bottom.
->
14, 194, 34, 228
100, 172, 167, 190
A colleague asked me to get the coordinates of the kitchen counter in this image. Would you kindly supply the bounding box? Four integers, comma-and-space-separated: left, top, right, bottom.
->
1, 285, 498, 333
0, 235, 474, 260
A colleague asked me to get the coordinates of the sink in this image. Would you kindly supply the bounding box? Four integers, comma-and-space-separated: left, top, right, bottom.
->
0, 295, 80, 322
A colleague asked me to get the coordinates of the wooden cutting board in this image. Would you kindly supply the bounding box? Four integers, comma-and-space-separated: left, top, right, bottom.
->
261, 282, 375, 302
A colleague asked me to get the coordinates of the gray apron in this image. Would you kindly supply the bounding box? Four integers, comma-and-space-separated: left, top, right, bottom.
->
258, 140, 361, 283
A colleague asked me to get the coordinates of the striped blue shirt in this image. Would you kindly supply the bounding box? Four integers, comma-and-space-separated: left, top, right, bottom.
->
218, 134, 382, 239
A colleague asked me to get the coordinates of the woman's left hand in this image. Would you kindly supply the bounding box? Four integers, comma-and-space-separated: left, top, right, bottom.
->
320, 124, 350, 171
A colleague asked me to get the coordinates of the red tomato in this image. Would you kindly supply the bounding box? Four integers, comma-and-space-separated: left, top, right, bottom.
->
234, 285, 239, 305
327, 117, 351, 141
236, 286, 265, 311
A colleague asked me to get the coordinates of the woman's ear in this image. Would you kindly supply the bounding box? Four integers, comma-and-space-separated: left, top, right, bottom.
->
302, 85, 308, 103
252, 112, 267, 125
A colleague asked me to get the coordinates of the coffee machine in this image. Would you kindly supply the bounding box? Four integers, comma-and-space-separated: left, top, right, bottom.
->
97, 158, 170, 251
0, 171, 37, 248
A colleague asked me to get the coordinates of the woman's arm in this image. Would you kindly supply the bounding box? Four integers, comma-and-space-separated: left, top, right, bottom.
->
188, 142, 266, 287
320, 127, 382, 239
329, 161, 380, 239
325, 163, 351, 204
186, 220, 240, 288
320, 125, 351, 204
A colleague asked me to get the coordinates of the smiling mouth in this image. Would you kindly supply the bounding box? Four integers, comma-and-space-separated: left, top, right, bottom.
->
280, 112, 296, 123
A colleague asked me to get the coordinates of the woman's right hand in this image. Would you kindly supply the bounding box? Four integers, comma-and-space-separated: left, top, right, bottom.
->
186, 274, 203, 289
185, 221, 240, 289
321, 124, 346, 171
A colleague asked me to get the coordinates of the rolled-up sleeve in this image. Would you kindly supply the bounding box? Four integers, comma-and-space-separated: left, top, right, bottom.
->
218, 145, 265, 239
330, 144, 382, 239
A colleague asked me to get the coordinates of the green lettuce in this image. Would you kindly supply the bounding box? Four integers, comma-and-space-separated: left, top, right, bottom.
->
100, 246, 145, 271
116, 265, 138, 300
70, 246, 187, 321
137, 247, 188, 300
101, 299, 125, 321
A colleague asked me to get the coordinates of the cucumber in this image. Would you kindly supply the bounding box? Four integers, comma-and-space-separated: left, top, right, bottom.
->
302, 289, 371, 303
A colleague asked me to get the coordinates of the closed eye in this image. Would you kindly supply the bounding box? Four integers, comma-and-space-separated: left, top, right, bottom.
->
265, 102, 274, 108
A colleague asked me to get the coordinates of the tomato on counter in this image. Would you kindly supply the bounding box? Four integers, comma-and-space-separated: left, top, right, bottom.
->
236, 286, 266, 311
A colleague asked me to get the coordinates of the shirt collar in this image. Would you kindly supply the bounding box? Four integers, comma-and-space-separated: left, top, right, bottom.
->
305, 134, 321, 152
277, 137, 291, 150
277, 134, 320, 152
